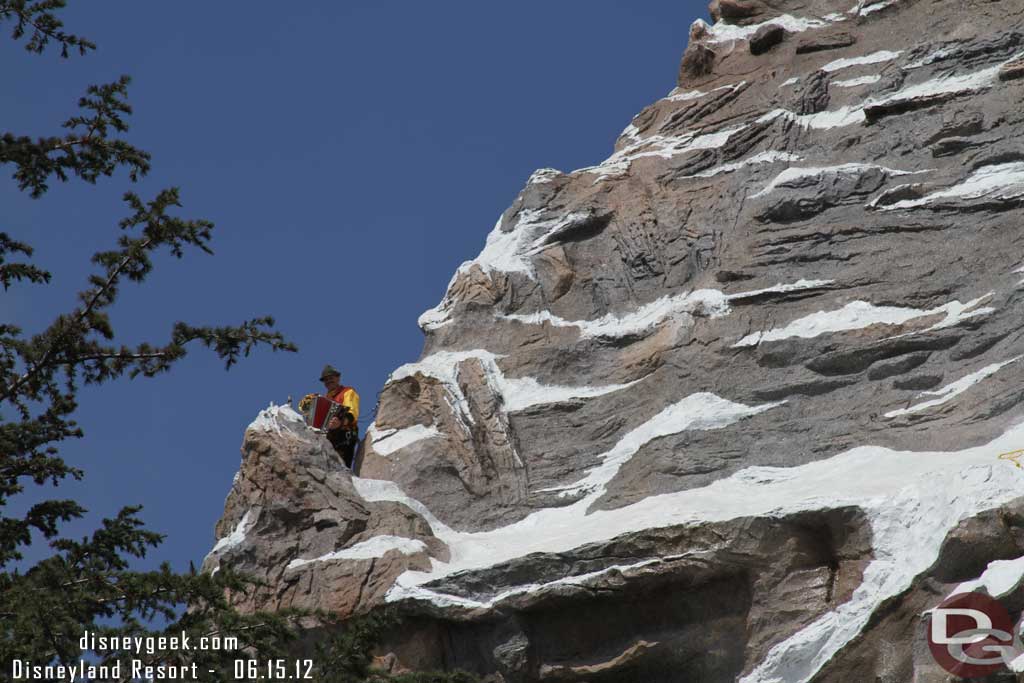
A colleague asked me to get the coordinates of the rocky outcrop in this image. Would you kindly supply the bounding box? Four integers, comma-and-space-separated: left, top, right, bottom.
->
206, 0, 1024, 679
201, 405, 444, 617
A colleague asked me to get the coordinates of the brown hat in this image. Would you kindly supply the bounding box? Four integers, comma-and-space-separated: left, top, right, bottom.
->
319, 364, 341, 381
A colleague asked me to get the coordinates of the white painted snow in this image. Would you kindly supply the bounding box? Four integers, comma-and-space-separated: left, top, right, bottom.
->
388, 556, 665, 610
578, 108, 775, 183
707, 15, 836, 44
574, 49, 1020, 193
856, 0, 899, 15
527, 168, 561, 185
726, 279, 834, 300
685, 151, 801, 179
884, 357, 1021, 418
833, 74, 882, 88
502, 279, 832, 340
953, 555, 1024, 599
247, 403, 306, 436
448, 210, 592, 282
822, 50, 901, 73
388, 350, 638, 425
780, 77, 800, 87
418, 210, 594, 329
1014, 263, 1024, 287
535, 393, 782, 498
881, 162, 1024, 210
794, 104, 868, 129
389, 350, 494, 428
502, 289, 731, 339
210, 509, 256, 555
750, 163, 919, 198
665, 81, 746, 103
762, 49, 1021, 135
573, 51, 1015, 189
866, 55, 1015, 111
286, 535, 428, 571
866, 183, 919, 209
369, 423, 442, 456
500, 376, 640, 412
735, 295, 994, 347
352, 477, 455, 538
365, 414, 1024, 683
475, 210, 593, 277
904, 47, 957, 70
417, 291, 457, 330
736, 300, 915, 346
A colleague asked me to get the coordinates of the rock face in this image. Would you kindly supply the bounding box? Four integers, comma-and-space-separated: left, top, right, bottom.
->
206, 0, 1024, 680
201, 405, 445, 617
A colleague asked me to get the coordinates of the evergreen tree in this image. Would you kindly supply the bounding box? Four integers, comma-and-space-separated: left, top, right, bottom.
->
0, 4, 477, 680
0, 1, 304, 679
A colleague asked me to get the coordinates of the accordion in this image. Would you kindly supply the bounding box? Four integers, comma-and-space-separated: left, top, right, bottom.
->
304, 395, 345, 432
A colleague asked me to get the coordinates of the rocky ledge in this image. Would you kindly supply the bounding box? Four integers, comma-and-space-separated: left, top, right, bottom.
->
206, 0, 1024, 679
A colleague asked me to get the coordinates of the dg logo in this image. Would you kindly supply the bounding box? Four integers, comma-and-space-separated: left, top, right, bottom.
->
928, 592, 1021, 678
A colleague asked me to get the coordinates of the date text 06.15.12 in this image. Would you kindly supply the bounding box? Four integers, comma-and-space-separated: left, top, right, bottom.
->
233, 659, 313, 680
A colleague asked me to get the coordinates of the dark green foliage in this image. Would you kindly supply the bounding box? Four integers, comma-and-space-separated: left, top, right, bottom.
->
311, 610, 477, 683
0, 508, 303, 676
0, 3, 310, 681
0, 0, 95, 57
0, 76, 151, 197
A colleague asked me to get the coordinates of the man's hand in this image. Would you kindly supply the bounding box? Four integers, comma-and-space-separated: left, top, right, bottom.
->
327, 416, 342, 430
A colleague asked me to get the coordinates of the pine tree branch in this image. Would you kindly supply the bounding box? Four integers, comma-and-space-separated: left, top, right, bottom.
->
0, 0, 95, 57
1, 77, 151, 197
0, 237, 153, 403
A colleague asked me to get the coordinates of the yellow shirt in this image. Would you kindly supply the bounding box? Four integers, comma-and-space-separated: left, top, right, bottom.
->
328, 386, 360, 425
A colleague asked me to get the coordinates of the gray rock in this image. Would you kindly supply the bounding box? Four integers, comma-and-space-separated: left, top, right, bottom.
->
749, 24, 787, 56
795, 30, 856, 54
207, 0, 1024, 678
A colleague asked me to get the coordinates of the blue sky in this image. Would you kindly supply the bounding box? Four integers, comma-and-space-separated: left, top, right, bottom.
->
2, 1, 707, 570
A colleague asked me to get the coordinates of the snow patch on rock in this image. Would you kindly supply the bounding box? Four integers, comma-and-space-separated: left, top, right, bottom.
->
735, 295, 994, 347
833, 74, 882, 88
503, 279, 832, 340
665, 81, 746, 103
376, 422, 1024, 683
707, 15, 838, 44
727, 279, 835, 300
286, 535, 428, 570
881, 162, 1024, 210
578, 121, 752, 183
388, 350, 638, 429
369, 423, 442, 456
247, 403, 307, 437
209, 508, 257, 556
822, 50, 901, 73
953, 555, 1024, 599
527, 168, 562, 185
685, 151, 802, 179
502, 289, 730, 339
418, 210, 593, 329
884, 356, 1021, 418
751, 163, 920, 198
536, 393, 782, 498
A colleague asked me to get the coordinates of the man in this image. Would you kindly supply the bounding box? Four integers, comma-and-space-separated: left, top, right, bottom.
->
320, 364, 360, 469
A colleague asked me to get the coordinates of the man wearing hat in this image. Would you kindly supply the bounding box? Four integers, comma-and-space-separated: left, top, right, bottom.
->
320, 364, 360, 468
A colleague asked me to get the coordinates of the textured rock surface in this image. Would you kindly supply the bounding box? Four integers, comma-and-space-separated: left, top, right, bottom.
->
201, 405, 444, 617
206, 0, 1024, 679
